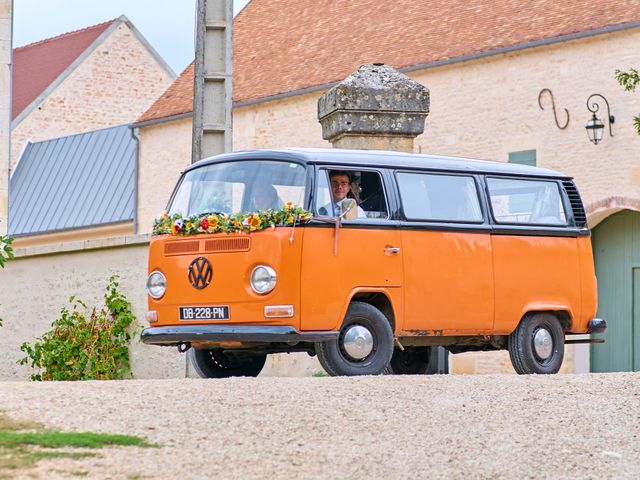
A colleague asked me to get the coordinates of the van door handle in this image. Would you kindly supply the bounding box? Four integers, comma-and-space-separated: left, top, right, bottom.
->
384, 246, 400, 254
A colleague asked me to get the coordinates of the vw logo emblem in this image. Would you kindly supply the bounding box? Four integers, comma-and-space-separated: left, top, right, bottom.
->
188, 257, 213, 289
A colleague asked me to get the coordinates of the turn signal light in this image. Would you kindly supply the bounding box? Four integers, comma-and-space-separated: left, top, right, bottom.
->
146, 310, 158, 323
264, 305, 294, 318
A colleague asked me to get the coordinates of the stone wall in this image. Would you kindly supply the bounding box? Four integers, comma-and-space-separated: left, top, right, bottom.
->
0, 239, 183, 380
136, 118, 193, 234
10, 22, 174, 170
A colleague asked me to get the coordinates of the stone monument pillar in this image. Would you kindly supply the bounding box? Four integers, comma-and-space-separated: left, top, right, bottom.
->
317, 63, 429, 153
0, 0, 11, 236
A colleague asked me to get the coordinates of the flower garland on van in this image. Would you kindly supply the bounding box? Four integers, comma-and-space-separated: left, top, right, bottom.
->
152, 203, 312, 236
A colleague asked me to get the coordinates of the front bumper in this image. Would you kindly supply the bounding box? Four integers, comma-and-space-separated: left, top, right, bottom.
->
587, 318, 607, 334
141, 325, 338, 346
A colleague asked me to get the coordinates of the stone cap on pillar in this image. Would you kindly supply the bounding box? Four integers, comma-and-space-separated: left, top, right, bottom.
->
317, 63, 429, 149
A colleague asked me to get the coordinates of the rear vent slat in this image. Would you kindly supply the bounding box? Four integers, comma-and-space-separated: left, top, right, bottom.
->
204, 237, 251, 253
562, 181, 587, 228
164, 241, 200, 255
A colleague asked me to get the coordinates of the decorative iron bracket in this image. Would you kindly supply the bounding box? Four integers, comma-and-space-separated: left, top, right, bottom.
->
538, 88, 569, 130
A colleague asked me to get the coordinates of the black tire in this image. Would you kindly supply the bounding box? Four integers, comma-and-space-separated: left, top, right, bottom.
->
189, 348, 267, 378
315, 302, 394, 376
508, 312, 564, 374
388, 347, 432, 375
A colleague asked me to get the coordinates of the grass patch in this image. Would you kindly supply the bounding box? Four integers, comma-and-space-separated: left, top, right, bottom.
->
0, 413, 157, 477
0, 430, 155, 449
313, 370, 329, 377
0, 447, 96, 471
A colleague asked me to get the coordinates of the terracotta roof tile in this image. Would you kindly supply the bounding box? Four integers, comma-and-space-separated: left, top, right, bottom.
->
12, 19, 115, 120
137, 0, 640, 123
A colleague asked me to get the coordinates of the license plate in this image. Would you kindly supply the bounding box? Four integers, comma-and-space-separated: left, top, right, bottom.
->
179, 306, 229, 321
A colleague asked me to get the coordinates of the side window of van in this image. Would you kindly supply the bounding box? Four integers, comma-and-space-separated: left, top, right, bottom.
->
396, 173, 483, 222
487, 177, 567, 225
315, 169, 388, 219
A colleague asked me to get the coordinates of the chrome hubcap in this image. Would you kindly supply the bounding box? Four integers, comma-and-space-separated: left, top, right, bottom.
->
533, 328, 553, 360
342, 325, 374, 360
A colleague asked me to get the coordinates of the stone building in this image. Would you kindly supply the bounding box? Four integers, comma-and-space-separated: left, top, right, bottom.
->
10, 16, 175, 173
0, 17, 178, 379
3, 1, 640, 379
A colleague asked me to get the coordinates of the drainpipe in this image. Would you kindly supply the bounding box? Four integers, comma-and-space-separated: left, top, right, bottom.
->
131, 126, 140, 235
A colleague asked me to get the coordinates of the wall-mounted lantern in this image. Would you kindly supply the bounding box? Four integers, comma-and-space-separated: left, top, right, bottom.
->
585, 94, 614, 145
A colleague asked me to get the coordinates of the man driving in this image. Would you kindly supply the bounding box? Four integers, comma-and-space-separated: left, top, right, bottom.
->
319, 171, 366, 218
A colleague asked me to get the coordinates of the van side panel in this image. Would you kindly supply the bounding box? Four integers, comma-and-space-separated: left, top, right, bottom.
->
491, 235, 581, 333
299, 226, 403, 332
576, 235, 598, 332
401, 230, 494, 332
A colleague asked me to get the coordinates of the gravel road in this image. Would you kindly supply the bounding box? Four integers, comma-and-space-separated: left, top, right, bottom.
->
1, 373, 639, 479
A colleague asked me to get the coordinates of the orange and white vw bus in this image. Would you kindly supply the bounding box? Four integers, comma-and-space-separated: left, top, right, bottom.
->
141, 148, 606, 377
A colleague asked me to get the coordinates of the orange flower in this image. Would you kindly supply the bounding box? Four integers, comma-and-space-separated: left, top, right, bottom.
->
284, 202, 293, 211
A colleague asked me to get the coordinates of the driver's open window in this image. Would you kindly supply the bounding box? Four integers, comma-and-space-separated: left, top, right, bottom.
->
314, 168, 388, 220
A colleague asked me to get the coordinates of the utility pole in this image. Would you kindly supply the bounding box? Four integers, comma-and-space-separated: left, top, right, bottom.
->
0, 0, 11, 236
192, 0, 233, 163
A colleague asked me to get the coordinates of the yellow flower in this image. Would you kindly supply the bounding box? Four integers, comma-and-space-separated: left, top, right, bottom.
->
207, 215, 220, 231
284, 202, 293, 211
248, 214, 262, 231
285, 214, 294, 224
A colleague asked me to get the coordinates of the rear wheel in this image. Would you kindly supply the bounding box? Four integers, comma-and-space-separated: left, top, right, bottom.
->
508, 312, 564, 374
189, 348, 267, 378
388, 346, 431, 374
315, 302, 394, 376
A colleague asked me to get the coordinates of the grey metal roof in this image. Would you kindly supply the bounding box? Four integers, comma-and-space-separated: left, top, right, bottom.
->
9, 124, 136, 236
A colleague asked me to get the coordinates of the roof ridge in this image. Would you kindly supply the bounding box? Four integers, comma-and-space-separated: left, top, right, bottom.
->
14, 18, 118, 52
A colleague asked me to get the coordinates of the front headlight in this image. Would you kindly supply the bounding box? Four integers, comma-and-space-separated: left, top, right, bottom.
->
250, 265, 277, 294
147, 270, 166, 299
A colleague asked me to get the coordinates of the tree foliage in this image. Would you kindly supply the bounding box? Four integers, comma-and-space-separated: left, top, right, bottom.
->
615, 68, 640, 135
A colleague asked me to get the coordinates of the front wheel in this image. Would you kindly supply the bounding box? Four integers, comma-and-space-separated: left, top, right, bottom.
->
189, 348, 267, 378
315, 302, 394, 376
508, 313, 564, 374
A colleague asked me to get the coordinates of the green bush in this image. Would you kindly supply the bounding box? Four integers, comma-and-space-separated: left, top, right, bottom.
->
0, 234, 14, 327
0, 234, 13, 268
18, 276, 136, 381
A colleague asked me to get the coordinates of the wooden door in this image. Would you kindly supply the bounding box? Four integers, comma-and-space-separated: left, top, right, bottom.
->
591, 210, 640, 372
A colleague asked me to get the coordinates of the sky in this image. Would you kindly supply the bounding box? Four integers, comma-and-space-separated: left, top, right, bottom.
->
12, 0, 252, 75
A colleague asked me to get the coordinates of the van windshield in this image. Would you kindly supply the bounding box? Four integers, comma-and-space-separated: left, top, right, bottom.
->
168, 160, 307, 216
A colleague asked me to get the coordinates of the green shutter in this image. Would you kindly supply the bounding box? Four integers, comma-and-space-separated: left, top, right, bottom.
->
508, 149, 537, 166
634, 268, 640, 371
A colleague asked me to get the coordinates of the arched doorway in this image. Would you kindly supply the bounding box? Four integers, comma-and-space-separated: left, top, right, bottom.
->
591, 209, 640, 372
